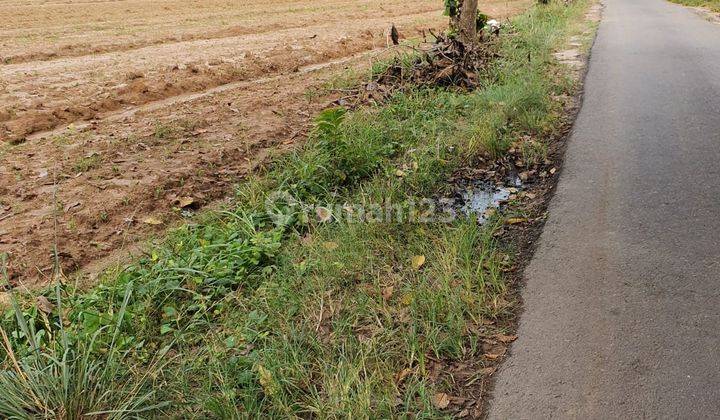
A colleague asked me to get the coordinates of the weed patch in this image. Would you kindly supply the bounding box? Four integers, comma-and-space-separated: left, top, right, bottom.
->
669, 0, 720, 12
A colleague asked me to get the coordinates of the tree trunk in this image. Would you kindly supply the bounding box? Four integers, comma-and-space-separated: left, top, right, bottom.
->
452, 0, 479, 46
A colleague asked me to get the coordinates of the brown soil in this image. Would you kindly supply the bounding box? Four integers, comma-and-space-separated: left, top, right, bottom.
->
0, 0, 529, 289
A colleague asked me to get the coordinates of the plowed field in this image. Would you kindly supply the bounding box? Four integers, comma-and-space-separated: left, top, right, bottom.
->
0, 0, 528, 287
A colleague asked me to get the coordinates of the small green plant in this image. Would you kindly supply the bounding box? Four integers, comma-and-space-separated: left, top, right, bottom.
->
477, 11, 489, 30
153, 122, 176, 140
313, 107, 347, 138
73, 154, 101, 173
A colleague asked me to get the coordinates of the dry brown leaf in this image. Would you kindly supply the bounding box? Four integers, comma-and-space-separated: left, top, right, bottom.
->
395, 367, 414, 384
435, 65, 455, 80
496, 334, 518, 343
178, 196, 195, 208
64, 201, 82, 212
506, 217, 527, 225
480, 366, 497, 375
484, 347, 507, 360
36, 296, 54, 314
382, 286, 395, 300
432, 392, 451, 409
143, 216, 163, 225
300, 234, 313, 246
316, 207, 332, 222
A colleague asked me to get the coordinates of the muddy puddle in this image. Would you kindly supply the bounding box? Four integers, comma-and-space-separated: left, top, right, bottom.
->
447, 178, 520, 223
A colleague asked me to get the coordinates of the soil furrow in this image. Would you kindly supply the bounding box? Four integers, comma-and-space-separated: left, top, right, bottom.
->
0, 0, 530, 288
1, 10, 446, 143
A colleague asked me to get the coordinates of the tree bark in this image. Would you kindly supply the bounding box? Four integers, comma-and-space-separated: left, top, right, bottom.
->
453, 0, 479, 46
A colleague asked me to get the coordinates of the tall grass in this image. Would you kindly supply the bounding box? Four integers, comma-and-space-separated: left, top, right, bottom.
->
0, 277, 168, 418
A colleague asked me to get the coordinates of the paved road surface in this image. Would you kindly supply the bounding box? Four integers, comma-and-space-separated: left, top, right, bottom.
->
488, 0, 720, 417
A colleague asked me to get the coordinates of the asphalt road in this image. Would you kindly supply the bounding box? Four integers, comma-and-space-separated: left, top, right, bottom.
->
488, 0, 720, 418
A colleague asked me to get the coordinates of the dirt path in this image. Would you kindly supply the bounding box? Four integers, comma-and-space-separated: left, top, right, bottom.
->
0, 0, 528, 288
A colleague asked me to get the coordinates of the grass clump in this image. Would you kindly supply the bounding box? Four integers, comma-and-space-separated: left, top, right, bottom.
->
1, 1, 594, 417
0, 274, 167, 418
73, 153, 102, 173
669, 0, 720, 12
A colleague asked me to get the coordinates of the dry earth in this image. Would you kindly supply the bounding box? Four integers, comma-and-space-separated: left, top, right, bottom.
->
0, 0, 529, 288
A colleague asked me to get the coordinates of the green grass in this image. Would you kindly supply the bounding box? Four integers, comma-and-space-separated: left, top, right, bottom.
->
0, 275, 168, 419
73, 153, 102, 173
669, 0, 720, 12
1, 1, 594, 417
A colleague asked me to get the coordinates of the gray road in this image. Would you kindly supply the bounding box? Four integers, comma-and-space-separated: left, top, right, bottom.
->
488, 0, 720, 418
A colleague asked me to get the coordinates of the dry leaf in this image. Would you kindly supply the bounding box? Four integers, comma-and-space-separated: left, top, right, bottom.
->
382, 286, 395, 300
178, 196, 195, 208
322, 241, 339, 250
36, 296, 54, 314
432, 392, 451, 409
316, 207, 332, 222
550, 167, 557, 175
480, 366, 497, 375
143, 216, 163, 225
505, 217, 527, 225
495, 334, 518, 343
400, 293, 413, 306
256, 364, 278, 397
484, 347, 507, 360
395, 367, 414, 384
64, 201, 82, 212
300, 234, 313, 246
411, 255, 426, 270
395, 169, 406, 177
